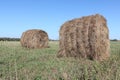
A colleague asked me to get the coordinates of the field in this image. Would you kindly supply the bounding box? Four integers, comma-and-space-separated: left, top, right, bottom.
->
0, 41, 120, 80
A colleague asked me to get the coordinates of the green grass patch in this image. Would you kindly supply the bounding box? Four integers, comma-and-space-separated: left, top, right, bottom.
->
0, 41, 120, 80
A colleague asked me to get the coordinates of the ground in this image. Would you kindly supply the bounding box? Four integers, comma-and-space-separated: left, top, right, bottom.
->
0, 41, 120, 80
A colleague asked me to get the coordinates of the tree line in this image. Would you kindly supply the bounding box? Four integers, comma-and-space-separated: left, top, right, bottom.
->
0, 37, 20, 41
0, 37, 59, 41
0, 37, 117, 41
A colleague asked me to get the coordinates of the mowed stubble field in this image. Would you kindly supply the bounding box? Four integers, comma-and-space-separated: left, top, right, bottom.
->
0, 41, 120, 80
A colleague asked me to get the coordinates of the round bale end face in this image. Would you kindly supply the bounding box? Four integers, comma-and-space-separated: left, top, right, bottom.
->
20, 29, 49, 49
57, 14, 110, 61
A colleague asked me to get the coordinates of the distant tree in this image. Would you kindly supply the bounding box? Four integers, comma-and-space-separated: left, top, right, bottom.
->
110, 39, 118, 41
0, 37, 20, 41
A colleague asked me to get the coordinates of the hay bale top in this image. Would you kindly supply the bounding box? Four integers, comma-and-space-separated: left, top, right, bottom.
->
23, 29, 48, 37
20, 29, 49, 49
60, 14, 107, 31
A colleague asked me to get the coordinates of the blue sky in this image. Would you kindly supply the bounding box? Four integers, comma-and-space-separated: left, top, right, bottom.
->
0, 0, 120, 40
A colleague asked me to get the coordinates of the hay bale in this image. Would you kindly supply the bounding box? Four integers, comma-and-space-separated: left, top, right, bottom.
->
20, 29, 49, 49
57, 14, 110, 61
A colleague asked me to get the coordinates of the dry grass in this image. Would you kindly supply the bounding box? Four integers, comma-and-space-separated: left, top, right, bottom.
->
58, 14, 110, 61
20, 29, 49, 49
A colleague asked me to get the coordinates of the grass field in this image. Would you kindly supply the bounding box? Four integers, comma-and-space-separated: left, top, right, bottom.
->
0, 41, 120, 80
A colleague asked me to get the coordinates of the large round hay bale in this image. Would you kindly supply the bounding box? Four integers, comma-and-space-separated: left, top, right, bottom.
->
20, 29, 49, 49
57, 14, 110, 61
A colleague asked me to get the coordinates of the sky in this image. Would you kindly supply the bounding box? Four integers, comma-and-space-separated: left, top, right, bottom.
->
0, 0, 120, 40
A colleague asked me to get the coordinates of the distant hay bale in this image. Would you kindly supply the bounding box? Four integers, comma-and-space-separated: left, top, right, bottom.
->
20, 29, 49, 49
57, 14, 110, 61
